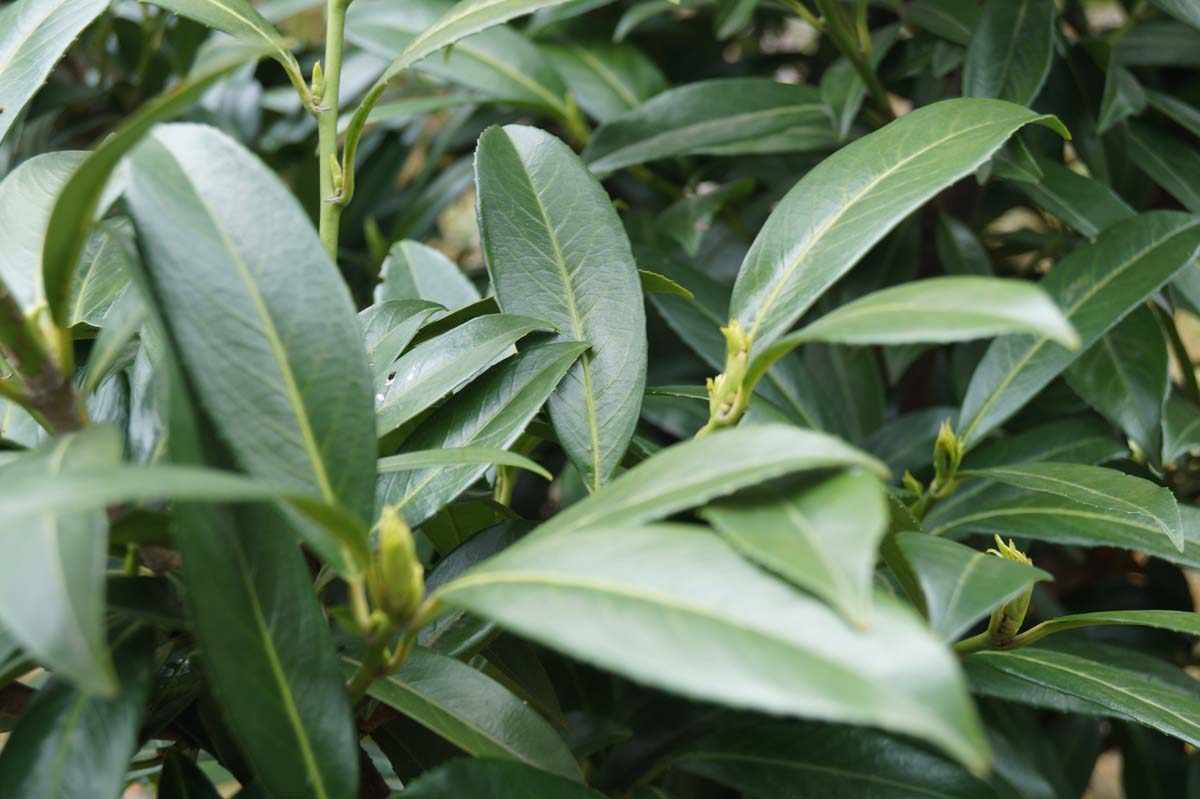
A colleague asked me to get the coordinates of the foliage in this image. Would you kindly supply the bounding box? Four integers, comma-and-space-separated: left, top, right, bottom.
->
1, 0, 1200, 796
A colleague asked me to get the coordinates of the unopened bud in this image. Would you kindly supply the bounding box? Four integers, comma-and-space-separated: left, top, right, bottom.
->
986, 536, 1034, 645
311, 61, 324, 105
367, 506, 424, 626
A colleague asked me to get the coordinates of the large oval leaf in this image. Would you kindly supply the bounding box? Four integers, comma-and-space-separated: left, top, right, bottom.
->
533, 424, 886, 539
349, 648, 581, 780
475, 124, 646, 490
582, 78, 829, 173
0, 0, 109, 145
125, 124, 376, 554
959, 211, 1200, 447
379, 341, 586, 525
962, 0, 1056, 105
436, 524, 990, 772
729, 98, 1065, 354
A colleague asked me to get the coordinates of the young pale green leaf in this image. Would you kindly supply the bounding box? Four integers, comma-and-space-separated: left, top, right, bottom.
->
701, 471, 888, 628
533, 424, 887, 539
674, 720, 997, 799
962, 0, 1056, 106
753, 277, 1078, 375
0, 151, 85, 311
1064, 305, 1168, 459
962, 462, 1183, 551
42, 42, 265, 331
403, 759, 603, 798
375, 239, 480, 311
540, 40, 667, 122
378, 343, 584, 524
729, 99, 1066, 354
1125, 121, 1200, 213
582, 79, 828, 173
159, 752, 223, 799
375, 313, 554, 437
896, 533, 1051, 642
359, 299, 446, 385
967, 640, 1200, 749
959, 212, 1200, 447
1020, 155, 1135, 240
126, 124, 377, 537
347, 0, 570, 116
379, 446, 551, 480
0, 628, 153, 798
347, 648, 582, 780
475, 125, 646, 490
0, 0, 110, 145
435, 524, 990, 773
143, 0, 306, 99
0, 426, 121, 696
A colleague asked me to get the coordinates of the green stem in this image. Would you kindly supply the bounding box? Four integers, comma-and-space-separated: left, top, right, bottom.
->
1155, 302, 1200, 406
317, 0, 349, 259
952, 630, 992, 656
812, 0, 894, 122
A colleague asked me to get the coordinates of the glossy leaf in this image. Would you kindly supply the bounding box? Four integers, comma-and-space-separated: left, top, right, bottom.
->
375, 239, 480, 311
378, 342, 586, 525
436, 524, 989, 772
583, 79, 828, 173
0, 0, 109, 145
896, 532, 1050, 641
375, 313, 554, 437
540, 40, 667, 122
41, 41, 264, 329
126, 124, 377, 535
0, 427, 121, 696
702, 471, 888, 627
959, 212, 1200, 447
729, 98, 1066, 354
403, 758, 603, 798
349, 648, 581, 780
533, 424, 887, 539
963, 0, 1056, 106
475, 124, 646, 490
1064, 305, 1168, 458
0, 629, 153, 798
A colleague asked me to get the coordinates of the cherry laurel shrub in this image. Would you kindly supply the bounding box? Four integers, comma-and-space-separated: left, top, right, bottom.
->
2, 0, 1200, 796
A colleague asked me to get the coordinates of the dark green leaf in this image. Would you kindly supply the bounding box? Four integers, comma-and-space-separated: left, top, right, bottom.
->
1125, 121, 1200, 213
159, 752, 223, 799
403, 758, 604, 798
1019, 155, 1135, 240
1098, 63, 1146, 134
540, 40, 667, 122
962, 0, 1056, 106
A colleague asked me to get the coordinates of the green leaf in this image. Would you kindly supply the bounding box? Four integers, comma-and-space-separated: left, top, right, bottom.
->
1013, 610, 1200, 648
68, 218, 135, 328
360, 299, 446, 385
936, 214, 991, 276
539, 39, 667, 122
820, 24, 901, 141
1064, 305, 1168, 458
1019, 155, 1135, 240
962, 0, 1056, 106
1147, 0, 1200, 31
159, 752, 223, 799
436, 524, 989, 772
0, 0, 110, 145
701, 471, 888, 627
966, 639, 1200, 748
403, 759, 604, 798
1125, 121, 1200, 213
896, 532, 1050, 641
126, 124, 377, 534
375, 239, 480, 311
729, 98, 1066, 355
905, 0, 979, 45
655, 179, 755, 257
958, 211, 1200, 447
42, 41, 264, 330
143, 0, 306, 100
638, 269, 694, 299
0, 151, 86, 312
379, 342, 586, 525
1098, 63, 1147, 134
1163, 394, 1200, 465
0, 628, 153, 798
582, 79, 828, 173
1114, 19, 1200, 67
1145, 89, 1200, 140
0, 426, 122, 695
533, 424, 887, 539
375, 313, 555, 437
475, 125, 646, 490
961, 461, 1183, 551
348, 0, 570, 116
674, 719, 997, 799
348, 648, 582, 780
379, 447, 551, 480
